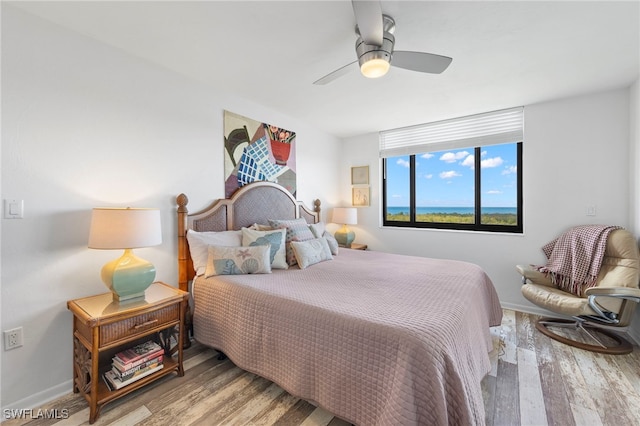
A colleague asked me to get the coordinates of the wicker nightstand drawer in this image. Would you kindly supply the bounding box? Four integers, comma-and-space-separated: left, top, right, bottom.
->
100, 304, 179, 346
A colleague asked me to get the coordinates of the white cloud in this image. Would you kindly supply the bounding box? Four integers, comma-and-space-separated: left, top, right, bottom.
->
502, 165, 517, 175
391, 194, 403, 198
439, 170, 461, 179
461, 155, 475, 168
396, 158, 410, 168
425, 174, 433, 179
421, 153, 434, 159
440, 151, 469, 163
480, 156, 503, 168
486, 190, 502, 194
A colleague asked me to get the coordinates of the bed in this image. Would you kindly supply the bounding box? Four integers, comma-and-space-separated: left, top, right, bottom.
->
176, 181, 503, 425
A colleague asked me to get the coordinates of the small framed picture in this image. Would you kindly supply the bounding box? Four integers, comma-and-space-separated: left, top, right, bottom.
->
352, 187, 370, 207
351, 166, 369, 185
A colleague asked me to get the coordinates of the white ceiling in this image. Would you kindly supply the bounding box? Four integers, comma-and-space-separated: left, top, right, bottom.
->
9, 0, 640, 138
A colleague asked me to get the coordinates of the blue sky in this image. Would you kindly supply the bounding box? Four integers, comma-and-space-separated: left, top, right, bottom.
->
386, 143, 518, 207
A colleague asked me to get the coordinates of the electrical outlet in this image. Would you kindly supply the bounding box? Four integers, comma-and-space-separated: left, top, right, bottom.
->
4, 327, 23, 350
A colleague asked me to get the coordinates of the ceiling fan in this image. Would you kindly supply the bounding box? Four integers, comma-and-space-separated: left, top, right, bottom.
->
313, 0, 452, 85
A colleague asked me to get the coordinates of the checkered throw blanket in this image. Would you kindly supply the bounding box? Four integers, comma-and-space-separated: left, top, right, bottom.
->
537, 225, 621, 296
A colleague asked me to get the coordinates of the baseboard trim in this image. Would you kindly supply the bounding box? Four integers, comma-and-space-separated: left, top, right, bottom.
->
1, 380, 72, 413
500, 302, 556, 317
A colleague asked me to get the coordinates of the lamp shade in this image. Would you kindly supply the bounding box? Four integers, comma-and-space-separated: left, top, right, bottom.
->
332, 207, 357, 225
88, 208, 162, 302
89, 208, 162, 249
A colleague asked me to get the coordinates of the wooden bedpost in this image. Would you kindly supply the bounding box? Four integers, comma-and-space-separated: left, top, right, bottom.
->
177, 193, 190, 293
176, 193, 193, 349
314, 199, 321, 216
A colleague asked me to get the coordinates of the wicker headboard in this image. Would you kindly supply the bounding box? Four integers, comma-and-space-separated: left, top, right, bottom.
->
176, 181, 321, 291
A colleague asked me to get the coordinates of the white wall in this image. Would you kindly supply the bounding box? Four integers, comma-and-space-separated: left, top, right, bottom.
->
0, 6, 340, 410
341, 88, 635, 328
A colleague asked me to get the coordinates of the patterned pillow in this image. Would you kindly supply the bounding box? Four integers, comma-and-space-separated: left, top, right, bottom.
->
186, 229, 242, 276
205, 245, 271, 277
241, 227, 288, 269
268, 218, 316, 266
323, 231, 340, 255
291, 238, 333, 269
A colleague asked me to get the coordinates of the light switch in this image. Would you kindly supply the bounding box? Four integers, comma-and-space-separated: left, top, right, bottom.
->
4, 199, 24, 219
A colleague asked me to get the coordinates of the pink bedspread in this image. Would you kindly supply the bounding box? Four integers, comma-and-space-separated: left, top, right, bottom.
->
193, 249, 502, 425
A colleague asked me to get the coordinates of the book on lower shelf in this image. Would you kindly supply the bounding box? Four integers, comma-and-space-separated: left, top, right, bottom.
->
114, 340, 163, 366
103, 363, 164, 390
103, 340, 165, 390
113, 349, 164, 373
112, 355, 163, 381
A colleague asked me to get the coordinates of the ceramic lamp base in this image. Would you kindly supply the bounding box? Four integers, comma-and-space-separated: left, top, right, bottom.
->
334, 225, 355, 248
101, 249, 156, 302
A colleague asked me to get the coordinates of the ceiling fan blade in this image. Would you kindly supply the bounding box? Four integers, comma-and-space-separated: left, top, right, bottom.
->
392, 51, 453, 74
313, 61, 358, 85
352, 0, 383, 46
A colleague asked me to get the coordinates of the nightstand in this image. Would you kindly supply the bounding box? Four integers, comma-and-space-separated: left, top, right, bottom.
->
348, 243, 368, 250
67, 282, 188, 423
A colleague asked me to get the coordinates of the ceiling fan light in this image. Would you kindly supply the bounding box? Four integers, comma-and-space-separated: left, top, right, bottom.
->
360, 58, 390, 78
355, 30, 394, 80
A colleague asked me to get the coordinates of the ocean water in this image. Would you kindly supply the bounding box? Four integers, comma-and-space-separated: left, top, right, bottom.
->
387, 206, 516, 215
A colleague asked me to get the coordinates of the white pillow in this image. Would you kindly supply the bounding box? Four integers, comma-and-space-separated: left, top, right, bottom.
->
291, 238, 333, 269
308, 222, 326, 238
249, 223, 274, 231
186, 229, 242, 276
241, 227, 288, 269
205, 245, 272, 277
308, 223, 339, 254
323, 231, 339, 255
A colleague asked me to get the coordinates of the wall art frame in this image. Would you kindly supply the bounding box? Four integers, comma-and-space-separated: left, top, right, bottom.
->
223, 110, 297, 198
351, 166, 369, 185
352, 187, 370, 207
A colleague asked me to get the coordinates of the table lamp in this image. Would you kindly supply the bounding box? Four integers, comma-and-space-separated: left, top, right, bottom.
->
332, 207, 357, 248
88, 207, 162, 301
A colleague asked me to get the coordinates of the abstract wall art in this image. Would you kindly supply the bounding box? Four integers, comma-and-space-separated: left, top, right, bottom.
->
223, 110, 297, 198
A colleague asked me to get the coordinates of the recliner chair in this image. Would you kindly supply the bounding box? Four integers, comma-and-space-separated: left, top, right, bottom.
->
518, 228, 640, 354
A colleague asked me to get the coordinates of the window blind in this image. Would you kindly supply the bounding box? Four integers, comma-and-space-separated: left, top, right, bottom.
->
379, 107, 523, 158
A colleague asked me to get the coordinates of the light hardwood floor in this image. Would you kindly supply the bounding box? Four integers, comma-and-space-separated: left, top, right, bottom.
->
4, 309, 640, 426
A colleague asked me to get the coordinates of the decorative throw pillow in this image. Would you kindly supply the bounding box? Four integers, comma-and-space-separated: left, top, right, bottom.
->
186, 229, 242, 276
291, 238, 333, 269
268, 218, 316, 266
241, 227, 288, 269
322, 231, 340, 255
204, 245, 271, 277
249, 223, 273, 231
308, 222, 326, 238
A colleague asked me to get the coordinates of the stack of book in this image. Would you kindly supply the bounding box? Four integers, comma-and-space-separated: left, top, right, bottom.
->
103, 340, 164, 390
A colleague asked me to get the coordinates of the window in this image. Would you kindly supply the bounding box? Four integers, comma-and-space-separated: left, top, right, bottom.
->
381, 108, 523, 233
